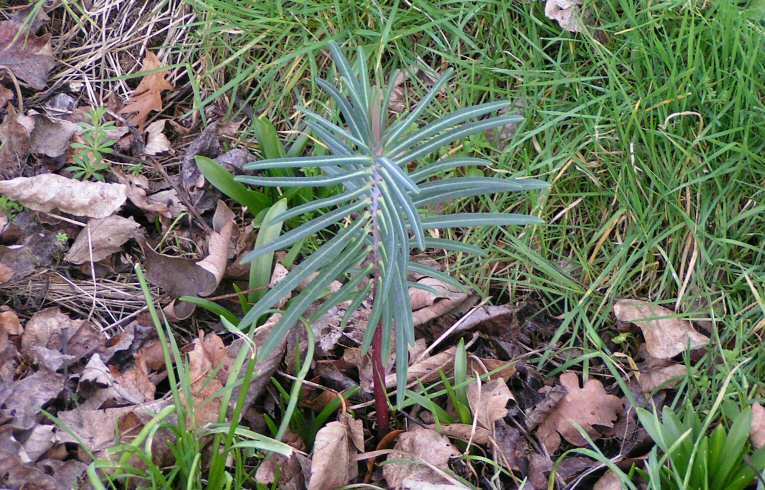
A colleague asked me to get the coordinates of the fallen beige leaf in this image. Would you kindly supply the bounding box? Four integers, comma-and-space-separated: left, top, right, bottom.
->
467, 379, 514, 429
308, 418, 359, 490
0, 370, 65, 429
545, 0, 584, 33
0, 309, 22, 335
639, 357, 687, 393
64, 215, 141, 264
614, 299, 708, 359
144, 119, 172, 155
536, 372, 623, 453
0, 106, 31, 179
383, 427, 460, 489
429, 423, 492, 445
593, 470, 623, 490
27, 113, 78, 158
0, 174, 127, 218
752, 403, 765, 450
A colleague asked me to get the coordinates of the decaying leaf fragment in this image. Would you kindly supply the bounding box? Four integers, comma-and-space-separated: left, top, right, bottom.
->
536, 372, 623, 453
64, 215, 141, 264
545, 0, 585, 33
0, 106, 32, 179
119, 52, 174, 130
0, 18, 56, 90
0, 174, 127, 218
383, 427, 460, 489
614, 299, 708, 359
467, 379, 514, 429
752, 403, 765, 450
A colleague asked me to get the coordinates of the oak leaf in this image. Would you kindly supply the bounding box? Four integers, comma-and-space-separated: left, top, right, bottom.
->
536, 372, 623, 453
467, 379, 514, 429
383, 427, 460, 489
614, 299, 708, 359
119, 52, 173, 130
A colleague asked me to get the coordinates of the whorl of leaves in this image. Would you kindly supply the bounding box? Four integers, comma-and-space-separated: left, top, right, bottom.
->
236, 42, 548, 403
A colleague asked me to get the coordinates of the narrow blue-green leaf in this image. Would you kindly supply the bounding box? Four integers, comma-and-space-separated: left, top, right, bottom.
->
380, 68, 400, 132
328, 42, 369, 125
361, 278, 383, 353
308, 266, 372, 322
356, 46, 370, 113
244, 155, 371, 170
341, 282, 372, 329
250, 199, 287, 303
399, 115, 522, 165
302, 108, 368, 149
316, 78, 366, 141
384, 68, 454, 146
237, 169, 369, 188
408, 262, 468, 293
271, 186, 369, 224
411, 158, 490, 182
378, 156, 419, 194
422, 213, 544, 229
379, 169, 425, 250
395, 309, 409, 408
417, 177, 549, 195
237, 220, 365, 331
240, 201, 367, 263
389, 101, 514, 155
196, 156, 270, 215
418, 238, 486, 256
259, 237, 366, 358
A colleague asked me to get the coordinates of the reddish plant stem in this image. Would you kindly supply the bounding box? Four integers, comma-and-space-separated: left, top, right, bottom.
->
371, 321, 390, 436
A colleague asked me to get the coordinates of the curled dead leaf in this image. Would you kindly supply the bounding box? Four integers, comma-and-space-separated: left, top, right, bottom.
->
0, 106, 32, 179
64, 215, 141, 264
144, 119, 172, 155
638, 357, 687, 393
535, 372, 623, 453
27, 113, 79, 158
0, 174, 127, 218
614, 299, 708, 359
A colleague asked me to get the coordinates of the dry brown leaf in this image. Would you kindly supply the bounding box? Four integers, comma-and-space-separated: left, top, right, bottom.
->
545, 0, 584, 33
429, 423, 492, 445
27, 114, 78, 158
0, 106, 32, 179
308, 418, 359, 490
119, 52, 174, 130
182, 331, 225, 428
0, 20, 55, 90
536, 372, 623, 453
383, 427, 460, 489
384, 346, 456, 389
0, 86, 13, 108
467, 379, 514, 429
0, 174, 127, 218
593, 470, 623, 490
181, 121, 221, 190
144, 200, 233, 307
256, 431, 307, 490
20, 424, 56, 463
614, 299, 708, 359
638, 357, 687, 393
0, 370, 65, 429
0, 262, 13, 284
64, 215, 141, 264
56, 399, 170, 453
114, 170, 185, 218
0, 309, 22, 335
752, 403, 765, 450
144, 119, 172, 155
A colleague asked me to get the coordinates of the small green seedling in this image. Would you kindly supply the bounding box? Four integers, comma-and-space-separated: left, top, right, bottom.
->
67, 107, 117, 181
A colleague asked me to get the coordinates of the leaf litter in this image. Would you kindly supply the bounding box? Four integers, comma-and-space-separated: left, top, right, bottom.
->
0, 3, 734, 488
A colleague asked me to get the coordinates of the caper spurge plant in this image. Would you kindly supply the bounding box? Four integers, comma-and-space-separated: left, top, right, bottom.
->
235, 42, 547, 429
